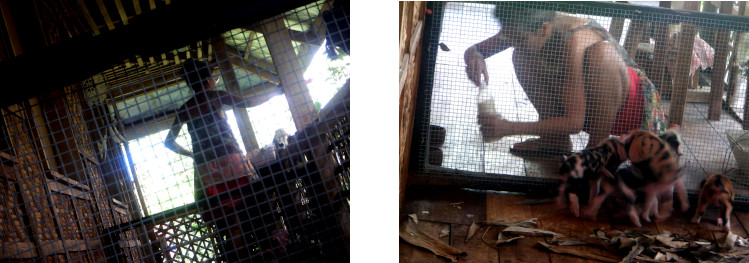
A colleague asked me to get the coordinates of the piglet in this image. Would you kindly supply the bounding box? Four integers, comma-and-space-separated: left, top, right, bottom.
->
557, 138, 627, 218
619, 130, 685, 223
691, 173, 735, 232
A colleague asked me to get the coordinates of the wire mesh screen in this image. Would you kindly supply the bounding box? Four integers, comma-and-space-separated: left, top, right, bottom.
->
412, 1, 749, 207
0, 0, 349, 262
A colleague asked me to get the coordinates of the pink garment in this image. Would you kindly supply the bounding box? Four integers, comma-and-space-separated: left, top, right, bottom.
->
196, 153, 256, 209
669, 33, 715, 76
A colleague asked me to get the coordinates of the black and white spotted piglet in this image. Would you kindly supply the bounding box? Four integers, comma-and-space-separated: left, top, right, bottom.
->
557, 137, 627, 218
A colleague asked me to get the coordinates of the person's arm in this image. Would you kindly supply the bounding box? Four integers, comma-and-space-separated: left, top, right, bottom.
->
465, 32, 511, 86
479, 32, 587, 137
164, 109, 192, 157
218, 89, 283, 108
473, 31, 512, 59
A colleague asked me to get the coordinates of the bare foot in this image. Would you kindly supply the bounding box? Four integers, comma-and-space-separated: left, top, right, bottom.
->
511, 136, 572, 156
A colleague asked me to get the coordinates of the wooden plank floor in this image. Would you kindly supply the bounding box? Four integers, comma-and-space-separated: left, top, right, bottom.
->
399, 186, 749, 263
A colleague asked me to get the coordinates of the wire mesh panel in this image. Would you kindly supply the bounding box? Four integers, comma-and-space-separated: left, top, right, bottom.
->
412, 1, 749, 208
0, 0, 349, 262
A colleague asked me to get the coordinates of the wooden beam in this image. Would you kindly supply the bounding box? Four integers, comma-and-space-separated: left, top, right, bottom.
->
609, 18, 625, 42
27, 97, 58, 171
96, 0, 116, 30
651, 1, 671, 99
213, 37, 260, 151
0, 241, 37, 258
400, 1, 426, 210
669, 2, 699, 126
623, 19, 648, 59
132, 0, 141, 15
238, 81, 280, 99
288, 28, 323, 46
262, 15, 317, 129
114, 0, 129, 25
76, 0, 100, 35
726, 1, 746, 107
708, 1, 733, 120
0, 0, 23, 55
744, 75, 749, 129
230, 56, 280, 84
107, 65, 182, 100
244, 31, 257, 60
399, 2, 414, 64
0, 0, 318, 108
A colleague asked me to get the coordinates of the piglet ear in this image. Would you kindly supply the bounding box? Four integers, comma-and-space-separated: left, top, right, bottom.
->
619, 132, 633, 144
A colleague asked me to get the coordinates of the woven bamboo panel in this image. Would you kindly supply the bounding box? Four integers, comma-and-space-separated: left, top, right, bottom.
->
152, 213, 216, 262
74, 199, 97, 239
64, 86, 95, 158
0, 179, 29, 243
86, 162, 114, 228
3, 110, 59, 242
91, 250, 105, 262
44, 254, 65, 262
51, 193, 83, 240
68, 251, 91, 263
120, 229, 143, 263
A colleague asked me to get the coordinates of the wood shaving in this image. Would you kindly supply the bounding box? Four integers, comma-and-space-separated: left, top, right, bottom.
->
399, 215, 466, 262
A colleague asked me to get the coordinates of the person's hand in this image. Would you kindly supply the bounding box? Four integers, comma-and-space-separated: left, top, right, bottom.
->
478, 112, 511, 141
465, 46, 489, 86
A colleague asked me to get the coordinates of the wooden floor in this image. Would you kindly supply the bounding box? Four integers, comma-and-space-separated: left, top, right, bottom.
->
399, 186, 749, 263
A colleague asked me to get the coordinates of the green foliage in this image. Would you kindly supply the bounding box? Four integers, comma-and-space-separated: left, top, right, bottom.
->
325, 46, 350, 84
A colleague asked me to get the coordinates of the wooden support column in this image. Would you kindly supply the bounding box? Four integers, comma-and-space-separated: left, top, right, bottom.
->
0, 0, 23, 56
669, 1, 699, 126
212, 37, 260, 152
609, 18, 625, 42
623, 19, 648, 59
262, 15, 317, 129
651, 1, 671, 99
745, 77, 749, 129
707, 1, 733, 120
399, 1, 426, 209
726, 1, 746, 107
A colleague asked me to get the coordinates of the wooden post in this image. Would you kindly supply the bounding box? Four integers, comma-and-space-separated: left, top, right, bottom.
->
669, 1, 699, 126
609, 18, 625, 42
262, 15, 317, 130
0, 0, 23, 56
212, 37, 260, 152
651, 1, 671, 99
707, 1, 733, 120
745, 74, 749, 129
399, 2, 426, 210
726, 1, 746, 107
623, 20, 648, 60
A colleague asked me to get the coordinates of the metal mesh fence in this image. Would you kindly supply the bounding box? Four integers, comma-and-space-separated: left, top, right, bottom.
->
412, 1, 749, 207
0, 0, 349, 262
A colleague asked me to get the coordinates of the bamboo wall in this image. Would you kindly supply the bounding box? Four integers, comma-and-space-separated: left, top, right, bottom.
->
1, 86, 138, 262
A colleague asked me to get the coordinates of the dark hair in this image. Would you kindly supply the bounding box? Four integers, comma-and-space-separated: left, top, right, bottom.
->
494, 6, 556, 31
181, 58, 212, 90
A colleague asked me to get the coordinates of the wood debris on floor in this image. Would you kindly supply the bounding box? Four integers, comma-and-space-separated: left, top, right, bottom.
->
400, 186, 749, 262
